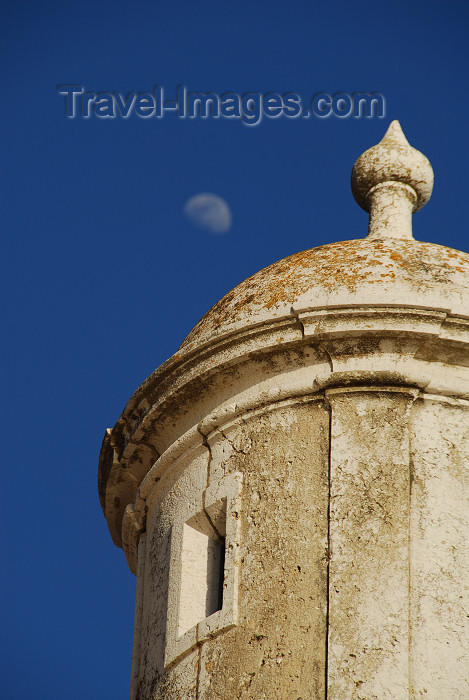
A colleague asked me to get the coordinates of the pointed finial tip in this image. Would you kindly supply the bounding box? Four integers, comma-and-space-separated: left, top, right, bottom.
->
351, 120, 433, 214
382, 119, 409, 145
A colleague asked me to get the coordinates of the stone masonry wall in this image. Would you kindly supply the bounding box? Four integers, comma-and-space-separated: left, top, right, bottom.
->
130, 390, 469, 699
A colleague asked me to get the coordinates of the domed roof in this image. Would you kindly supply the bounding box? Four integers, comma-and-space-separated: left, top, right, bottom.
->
182, 122, 469, 351
181, 237, 469, 349
99, 121, 469, 558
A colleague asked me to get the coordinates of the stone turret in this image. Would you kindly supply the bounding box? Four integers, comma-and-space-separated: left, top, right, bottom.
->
99, 122, 469, 699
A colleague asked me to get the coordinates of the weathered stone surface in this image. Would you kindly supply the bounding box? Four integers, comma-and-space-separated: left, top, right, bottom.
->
409, 396, 469, 698
130, 400, 329, 698
351, 120, 433, 240
198, 400, 330, 699
98, 122, 469, 699
179, 239, 469, 352
327, 387, 417, 699
125, 385, 469, 699
132, 447, 208, 699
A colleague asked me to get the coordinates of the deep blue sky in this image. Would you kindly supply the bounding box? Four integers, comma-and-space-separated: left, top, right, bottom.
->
2, 1, 468, 698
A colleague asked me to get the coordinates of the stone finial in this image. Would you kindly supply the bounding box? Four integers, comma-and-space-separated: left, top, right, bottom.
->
351, 120, 434, 240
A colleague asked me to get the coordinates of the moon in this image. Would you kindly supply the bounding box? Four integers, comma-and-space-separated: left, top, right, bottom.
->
184, 193, 232, 234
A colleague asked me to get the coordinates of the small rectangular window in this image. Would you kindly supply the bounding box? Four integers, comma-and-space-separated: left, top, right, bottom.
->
178, 500, 226, 638
164, 472, 241, 669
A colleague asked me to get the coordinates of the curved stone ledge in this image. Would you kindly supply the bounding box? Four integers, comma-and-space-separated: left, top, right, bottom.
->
121, 384, 469, 574
99, 305, 469, 551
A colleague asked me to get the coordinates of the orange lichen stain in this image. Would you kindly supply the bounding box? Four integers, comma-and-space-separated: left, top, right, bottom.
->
181, 238, 469, 349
